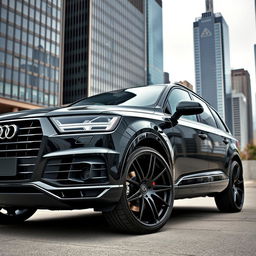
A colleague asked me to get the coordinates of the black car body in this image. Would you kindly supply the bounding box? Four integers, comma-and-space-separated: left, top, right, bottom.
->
0, 84, 244, 233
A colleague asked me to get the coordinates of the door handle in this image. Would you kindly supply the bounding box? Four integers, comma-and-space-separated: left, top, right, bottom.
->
198, 133, 208, 140
223, 137, 229, 144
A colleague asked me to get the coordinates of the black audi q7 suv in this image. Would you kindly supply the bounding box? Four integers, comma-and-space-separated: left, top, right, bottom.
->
0, 84, 244, 234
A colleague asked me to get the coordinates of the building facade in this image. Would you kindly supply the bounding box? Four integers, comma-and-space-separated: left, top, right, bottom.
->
232, 93, 248, 150
63, 0, 146, 104
63, 0, 90, 104
0, 0, 64, 111
178, 80, 194, 91
254, 44, 256, 144
193, 0, 233, 131
232, 69, 254, 144
254, 44, 256, 74
164, 72, 170, 84
146, 0, 164, 85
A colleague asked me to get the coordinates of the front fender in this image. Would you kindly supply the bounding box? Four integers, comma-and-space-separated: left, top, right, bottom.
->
116, 119, 174, 180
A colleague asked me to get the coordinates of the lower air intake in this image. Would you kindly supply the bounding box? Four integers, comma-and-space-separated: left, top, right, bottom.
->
43, 156, 108, 186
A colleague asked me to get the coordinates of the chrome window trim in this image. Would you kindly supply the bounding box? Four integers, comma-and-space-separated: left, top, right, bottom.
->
178, 118, 234, 140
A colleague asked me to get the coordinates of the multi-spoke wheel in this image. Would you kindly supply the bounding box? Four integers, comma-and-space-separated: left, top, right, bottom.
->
0, 208, 36, 224
105, 147, 174, 234
215, 160, 244, 212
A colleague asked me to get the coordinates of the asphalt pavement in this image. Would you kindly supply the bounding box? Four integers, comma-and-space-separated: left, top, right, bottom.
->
0, 181, 255, 256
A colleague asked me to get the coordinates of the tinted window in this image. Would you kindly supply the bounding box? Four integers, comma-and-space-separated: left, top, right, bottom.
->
168, 88, 196, 122
73, 85, 165, 107
210, 108, 228, 132
192, 95, 217, 127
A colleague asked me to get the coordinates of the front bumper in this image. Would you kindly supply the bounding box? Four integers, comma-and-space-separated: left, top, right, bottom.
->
0, 118, 125, 210
0, 182, 123, 210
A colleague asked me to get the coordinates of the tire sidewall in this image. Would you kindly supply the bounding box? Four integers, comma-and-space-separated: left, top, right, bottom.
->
227, 161, 244, 211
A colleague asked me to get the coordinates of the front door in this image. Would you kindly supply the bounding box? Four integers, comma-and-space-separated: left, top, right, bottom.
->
164, 87, 209, 183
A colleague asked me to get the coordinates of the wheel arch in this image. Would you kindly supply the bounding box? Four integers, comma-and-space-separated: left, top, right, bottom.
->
119, 129, 174, 179
135, 137, 170, 164
231, 152, 243, 175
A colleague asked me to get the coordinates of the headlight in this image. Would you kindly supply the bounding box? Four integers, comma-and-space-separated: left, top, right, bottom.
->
51, 115, 121, 133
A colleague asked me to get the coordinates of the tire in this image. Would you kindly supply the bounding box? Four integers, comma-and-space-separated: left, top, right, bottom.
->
104, 147, 174, 234
0, 208, 37, 224
215, 160, 244, 213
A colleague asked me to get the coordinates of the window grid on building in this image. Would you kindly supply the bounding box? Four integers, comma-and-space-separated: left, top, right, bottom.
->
0, 0, 63, 106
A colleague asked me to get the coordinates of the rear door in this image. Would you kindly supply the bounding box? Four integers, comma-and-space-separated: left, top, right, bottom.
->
191, 94, 228, 174
208, 107, 230, 173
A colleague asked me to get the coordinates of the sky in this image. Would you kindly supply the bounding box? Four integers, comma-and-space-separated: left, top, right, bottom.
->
162, 0, 256, 123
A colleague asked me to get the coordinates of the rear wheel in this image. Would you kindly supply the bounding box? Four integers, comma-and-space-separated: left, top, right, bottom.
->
0, 208, 37, 224
104, 147, 174, 234
215, 160, 244, 212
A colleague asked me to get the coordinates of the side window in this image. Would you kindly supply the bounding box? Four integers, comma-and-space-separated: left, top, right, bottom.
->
210, 108, 229, 132
192, 95, 217, 128
167, 88, 197, 122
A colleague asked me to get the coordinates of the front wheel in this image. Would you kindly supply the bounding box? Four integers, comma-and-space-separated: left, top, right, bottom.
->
0, 208, 37, 224
215, 160, 244, 213
104, 147, 174, 234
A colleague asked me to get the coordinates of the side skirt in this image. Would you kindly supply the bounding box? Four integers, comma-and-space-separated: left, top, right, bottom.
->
174, 171, 229, 199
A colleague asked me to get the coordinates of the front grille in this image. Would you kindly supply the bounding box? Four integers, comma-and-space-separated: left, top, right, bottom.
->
0, 119, 42, 180
43, 156, 108, 186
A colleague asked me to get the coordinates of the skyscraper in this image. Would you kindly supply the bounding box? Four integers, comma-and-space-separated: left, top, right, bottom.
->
254, 44, 256, 144
63, 0, 146, 104
206, 0, 214, 13
254, 44, 256, 88
146, 0, 164, 85
254, 0, 256, 144
0, 0, 64, 112
164, 72, 170, 84
193, 0, 233, 131
232, 69, 254, 143
232, 93, 248, 150
63, 0, 90, 104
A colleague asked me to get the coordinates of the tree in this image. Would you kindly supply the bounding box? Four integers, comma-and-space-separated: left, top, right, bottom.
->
241, 144, 256, 160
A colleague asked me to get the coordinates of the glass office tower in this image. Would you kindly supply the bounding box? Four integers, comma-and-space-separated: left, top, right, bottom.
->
63, 0, 146, 104
193, 0, 233, 131
146, 0, 164, 85
89, 0, 146, 96
63, 0, 90, 104
0, 0, 64, 107
232, 69, 254, 144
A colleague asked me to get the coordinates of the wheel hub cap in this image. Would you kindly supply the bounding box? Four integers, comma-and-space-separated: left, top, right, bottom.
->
140, 183, 148, 195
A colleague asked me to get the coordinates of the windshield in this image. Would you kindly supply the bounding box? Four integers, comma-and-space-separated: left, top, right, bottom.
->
72, 85, 166, 107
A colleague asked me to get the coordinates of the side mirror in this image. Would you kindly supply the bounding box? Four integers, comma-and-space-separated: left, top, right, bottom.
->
171, 101, 203, 125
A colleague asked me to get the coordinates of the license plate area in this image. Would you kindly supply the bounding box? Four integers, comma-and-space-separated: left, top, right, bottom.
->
0, 158, 17, 177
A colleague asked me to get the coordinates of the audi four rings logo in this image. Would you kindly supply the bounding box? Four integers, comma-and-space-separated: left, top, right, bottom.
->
0, 124, 19, 140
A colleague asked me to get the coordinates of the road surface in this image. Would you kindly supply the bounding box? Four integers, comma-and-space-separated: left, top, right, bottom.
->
0, 182, 255, 256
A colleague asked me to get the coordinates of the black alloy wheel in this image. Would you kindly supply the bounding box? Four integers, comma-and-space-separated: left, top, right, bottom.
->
215, 160, 244, 212
105, 147, 174, 234
0, 208, 37, 224
231, 162, 244, 209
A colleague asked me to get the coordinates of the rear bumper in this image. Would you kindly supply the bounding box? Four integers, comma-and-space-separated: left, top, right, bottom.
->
0, 182, 123, 210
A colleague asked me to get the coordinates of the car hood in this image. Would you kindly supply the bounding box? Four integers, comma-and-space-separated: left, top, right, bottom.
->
0, 105, 161, 121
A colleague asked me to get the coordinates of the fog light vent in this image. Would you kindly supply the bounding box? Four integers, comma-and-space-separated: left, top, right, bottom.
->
43, 156, 108, 185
